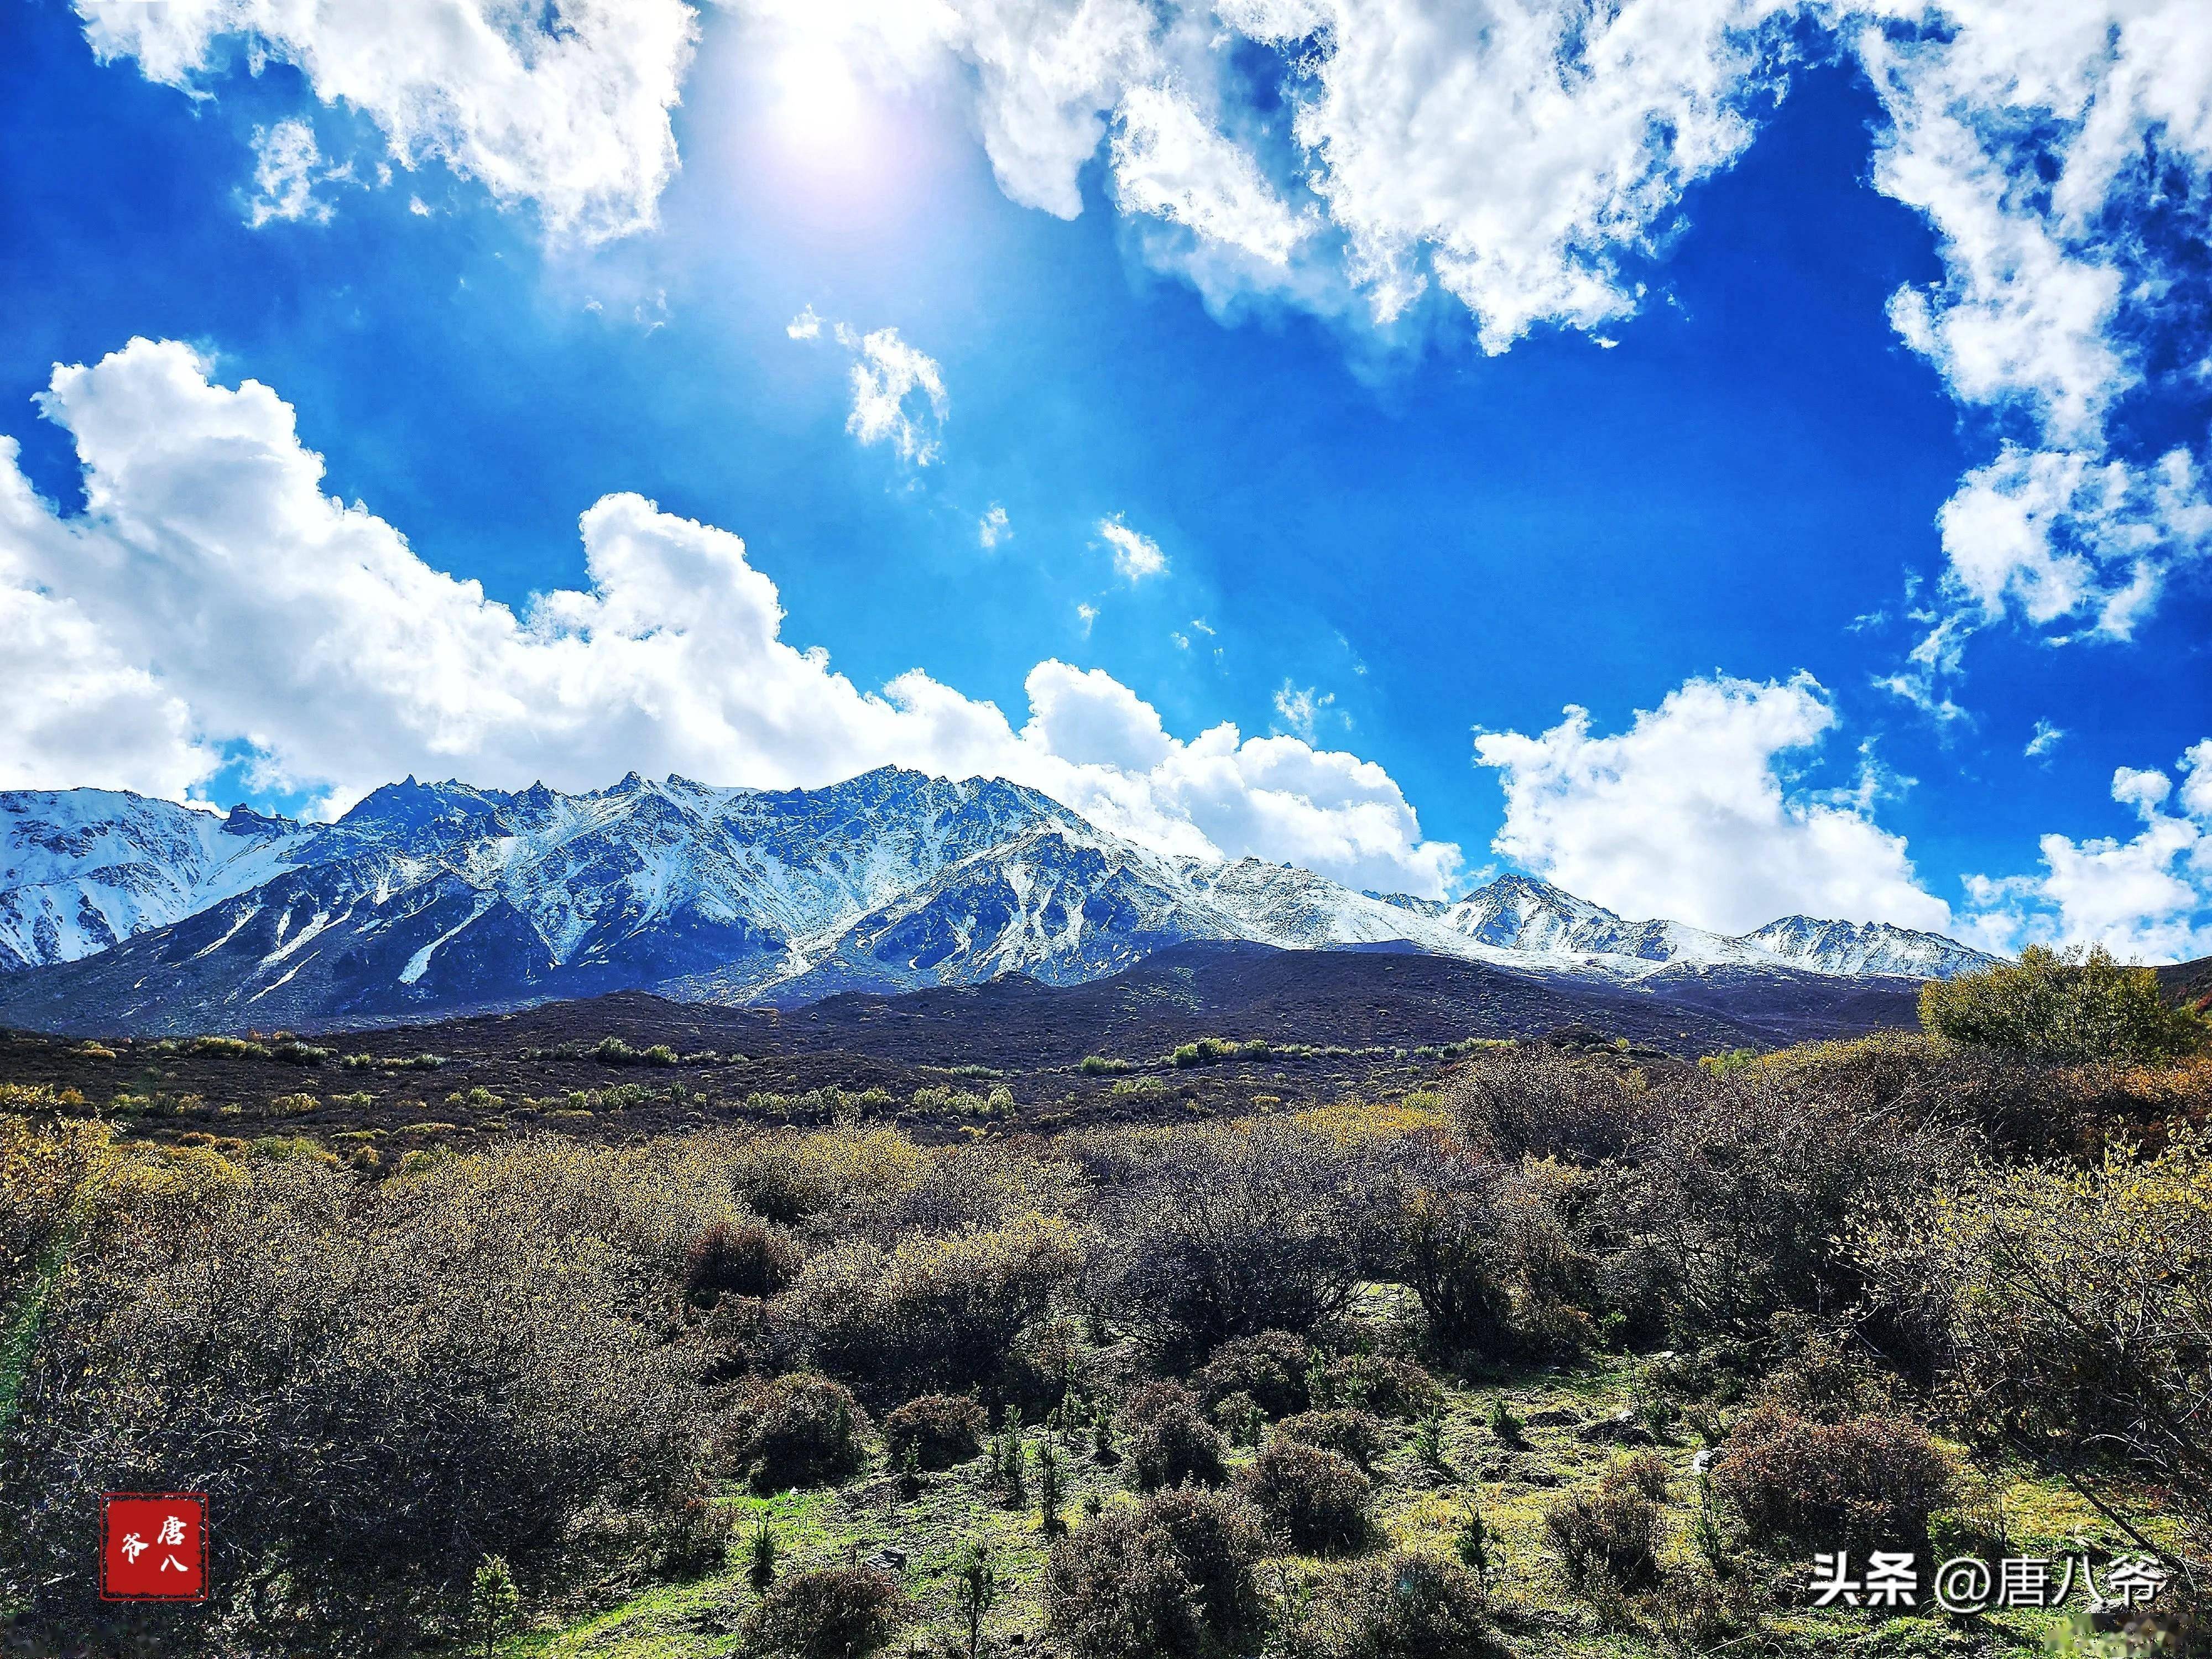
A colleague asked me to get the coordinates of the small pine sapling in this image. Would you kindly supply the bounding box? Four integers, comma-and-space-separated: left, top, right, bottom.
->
1415, 1407, 1447, 1468
1454, 1508, 1491, 1590
954, 1540, 998, 1659
1091, 1397, 1119, 1465
745, 1517, 778, 1592
1037, 1439, 1066, 1535
466, 1554, 520, 1659
1488, 1395, 1524, 1446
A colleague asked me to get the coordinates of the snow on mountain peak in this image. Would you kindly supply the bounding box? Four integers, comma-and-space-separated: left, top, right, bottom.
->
0, 771, 2000, 1030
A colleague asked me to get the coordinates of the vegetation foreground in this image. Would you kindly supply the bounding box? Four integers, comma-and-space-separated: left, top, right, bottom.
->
2, 946, 2208, 1658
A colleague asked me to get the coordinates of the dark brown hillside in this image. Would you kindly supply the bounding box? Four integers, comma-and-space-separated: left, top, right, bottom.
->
0, 941, 1923, 1145
2159, 953, 2212, 1013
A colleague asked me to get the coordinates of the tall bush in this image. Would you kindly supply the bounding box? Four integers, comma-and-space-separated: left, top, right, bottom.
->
1044, 1486, 1266, 1659
1919, 945, 2205, 1065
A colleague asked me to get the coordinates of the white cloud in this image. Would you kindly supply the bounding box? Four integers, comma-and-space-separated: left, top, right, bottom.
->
0, 338, 1459, 899
1075, 601, 1098, 636
1929, 444, 2212, 642
789, 309, 952, 463
1110, 81, 1313, 267
2025, 718, 2065, 760
1962, 742, 2212, 961
76, 0, 698, 243
245, 117, 335, 226
1272, 682, 1340, 743
1855, 0, 2212, 690
1097, 514, 1167, 581
978, 503, 1010, 547
745, 1, 2212, 680
0, 513, 211, 800
833, 324, 947, 465
1472, 674, 1950, 934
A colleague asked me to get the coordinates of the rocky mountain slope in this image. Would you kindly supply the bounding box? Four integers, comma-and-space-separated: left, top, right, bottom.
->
0, 769, 1998, 1035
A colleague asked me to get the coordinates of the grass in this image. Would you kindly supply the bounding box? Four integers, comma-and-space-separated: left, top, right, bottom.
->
510, 1353, 2118, 1658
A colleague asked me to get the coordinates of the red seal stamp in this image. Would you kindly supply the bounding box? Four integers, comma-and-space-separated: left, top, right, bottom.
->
101, 1493, 208, 1601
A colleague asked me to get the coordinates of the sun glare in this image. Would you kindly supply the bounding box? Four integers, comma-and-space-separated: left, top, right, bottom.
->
771, 39, 870, 158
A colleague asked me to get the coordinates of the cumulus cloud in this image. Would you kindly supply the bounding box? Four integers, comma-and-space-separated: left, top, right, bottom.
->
1097, 514, 1168, 581
1929, 446, 2212, 639
755, 0, 1792, 342
76, 0, 698, 242
1962, 742, 2212, 961
0, 338, 1459, 899
1472, 674, 1950, 934
785, 304, 822, 340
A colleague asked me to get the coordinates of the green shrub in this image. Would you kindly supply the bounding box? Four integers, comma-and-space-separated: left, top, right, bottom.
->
1079, 1056, 1133, 1075
1274, 1408, 1384, 1472
1121, 1380, 1227, 1491
188, 1035, 268, 1058
681, 1218, 800, 1306
0, 1139, 706, 1655
1196, 1330, 1312, 1418
1919, 945, 2205, 1064
784, 1212, 1081, 1399
1236, 1436, 1371, 1552
1285, 1553, 1501, 1659
1708, 1402, 1954, 1553
881, 1393, 988, 1471
1543, 1463, 1664, 1590
1170, 1038, 1238, 1068
655, 1490, 732, 1579
1044, 1486, 1266, 1659
1313, 1354, 1441, 1420
1859, 1126, 2212, 1548
742, 1566, 906, 1659
1091, 1120, 1380, 1360
270, 1041, 332, 1067
722, 1373, 870, 1493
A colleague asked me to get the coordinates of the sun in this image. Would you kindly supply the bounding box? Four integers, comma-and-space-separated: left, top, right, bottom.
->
769, 38, 870, 158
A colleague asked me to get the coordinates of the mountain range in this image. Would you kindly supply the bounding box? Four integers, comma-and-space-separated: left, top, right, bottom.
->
0, 768, 1996, 1036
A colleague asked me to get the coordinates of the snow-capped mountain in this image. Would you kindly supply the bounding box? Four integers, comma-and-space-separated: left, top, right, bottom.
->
0, 769, 1998, 1034
0, 790, 322, 973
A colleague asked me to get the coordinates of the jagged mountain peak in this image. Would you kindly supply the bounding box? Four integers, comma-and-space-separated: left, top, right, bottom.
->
0, 770, 2001, 1033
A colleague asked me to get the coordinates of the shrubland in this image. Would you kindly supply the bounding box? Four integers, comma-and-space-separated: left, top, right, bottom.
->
0, 947, 2205, 1656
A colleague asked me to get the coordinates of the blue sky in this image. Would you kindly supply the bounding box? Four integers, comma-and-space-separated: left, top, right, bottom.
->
2, 0, 2208, 957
